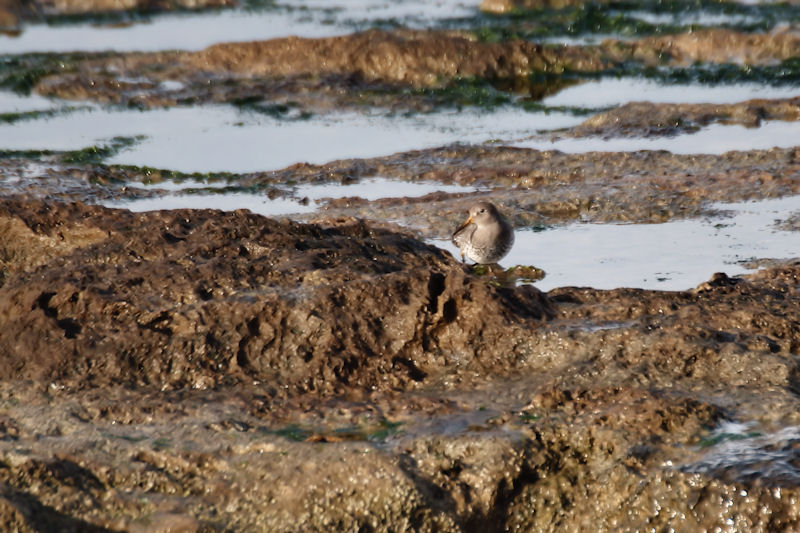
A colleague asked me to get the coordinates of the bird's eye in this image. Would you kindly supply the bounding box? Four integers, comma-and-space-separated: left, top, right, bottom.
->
479, 208, 485, 213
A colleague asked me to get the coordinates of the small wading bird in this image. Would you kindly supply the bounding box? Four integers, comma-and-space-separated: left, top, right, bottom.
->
451, 201, 515, 264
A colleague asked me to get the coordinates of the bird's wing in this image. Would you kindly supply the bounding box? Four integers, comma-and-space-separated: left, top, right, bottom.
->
451, 221, 475, 247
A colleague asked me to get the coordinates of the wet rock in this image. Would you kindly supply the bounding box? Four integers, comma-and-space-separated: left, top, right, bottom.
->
632, 28, 800, 66
0, 198, 552, 391
33, 0, 233, 17
481, 0, 615, 12
283, 145, 800, 236
0, 0, 21, 31
5, 143, 800, 238
571, 98, 800, 138
0, 197, 799, 529
34, 30, 610, 107
29, 28, 800, 110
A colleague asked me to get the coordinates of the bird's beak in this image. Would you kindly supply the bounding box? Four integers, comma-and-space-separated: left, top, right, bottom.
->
454, 215, 473, 235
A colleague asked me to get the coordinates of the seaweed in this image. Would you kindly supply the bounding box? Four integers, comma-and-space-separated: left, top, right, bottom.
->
0, 53, 93, 94
62, 136, 144, 165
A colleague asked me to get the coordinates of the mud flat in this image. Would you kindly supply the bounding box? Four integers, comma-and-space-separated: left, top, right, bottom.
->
0, 197, 798, 530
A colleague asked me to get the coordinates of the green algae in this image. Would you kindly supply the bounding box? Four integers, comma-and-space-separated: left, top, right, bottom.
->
524, 58, 800, 98
62, 136, 144, 165
0, 137, 148, 166
411, 79, 512, 110
0, 148, 56, 159
641, 59, 800, 87
267, 418, 403, 444
151, 437, 172, 450
471, 0, 800, 42
232, 97, 313, 120
367, 418, 404, 442
410, 78, 603, 114
0, 53, 90, 94
0, 105, 92, 125
697, 429, 763, 448
111, 165, 237, 184
518, 411, 541, 423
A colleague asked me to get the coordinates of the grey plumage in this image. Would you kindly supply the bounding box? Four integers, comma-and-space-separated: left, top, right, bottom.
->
451, 201, 514, 264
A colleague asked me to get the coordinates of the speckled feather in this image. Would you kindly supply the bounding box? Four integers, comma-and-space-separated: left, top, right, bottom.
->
452, 201, 514, 264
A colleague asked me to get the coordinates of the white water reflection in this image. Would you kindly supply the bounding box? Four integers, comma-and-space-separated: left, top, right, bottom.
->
277, 0, 476, 25
0, 104, 583, 172
107, 177, 478, 215
108, 183, 800, 291
105, 191, 318, 215
0, 91, 63, 113
514, 120, 800, 155
618, 10, 760, 27
0, 0, 478, 54
0, 9, 344, 54
301, 177, 474, 201
435, 195, 800, 291
542, 78, 800, 108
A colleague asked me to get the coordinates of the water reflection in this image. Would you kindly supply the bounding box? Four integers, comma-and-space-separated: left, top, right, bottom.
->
434, 195, 800, 291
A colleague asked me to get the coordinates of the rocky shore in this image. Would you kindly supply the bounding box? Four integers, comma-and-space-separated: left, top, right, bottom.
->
2, 1, 800, 530
0, 194, 798, 531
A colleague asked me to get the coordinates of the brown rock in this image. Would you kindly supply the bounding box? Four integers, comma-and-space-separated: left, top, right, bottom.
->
34, 0, 234, 16
571, 98, 800, 138
0, 0, 21, 30
481, 0, 616, 13
0, 198, 552, 392
633, 28, 800, 66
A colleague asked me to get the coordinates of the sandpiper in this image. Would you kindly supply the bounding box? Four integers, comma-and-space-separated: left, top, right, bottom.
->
451, 201, 514, 264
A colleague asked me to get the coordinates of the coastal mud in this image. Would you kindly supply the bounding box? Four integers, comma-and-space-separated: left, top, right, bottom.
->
27, 28, 800, 110
570, 97, 800, 138
0, 197, 799, 530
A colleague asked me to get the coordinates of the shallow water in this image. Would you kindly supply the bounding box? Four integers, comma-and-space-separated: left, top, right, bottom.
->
435, 195, 800, 291
109, 177, 477, 215
110, 175, 800, 292
618, 10, 761, 27
514, 120, 800, 155
0, 9, 342, 54
0, 0, 477, 54
0, 91, 62, 113
685, 421, 800, 486
541, 79, 800, 108
0, 102, 583, 172
1, 1, 799, 296
106, 191, 319, 216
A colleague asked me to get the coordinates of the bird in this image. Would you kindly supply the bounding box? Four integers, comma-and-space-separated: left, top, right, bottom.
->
451, 201, 515, 264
